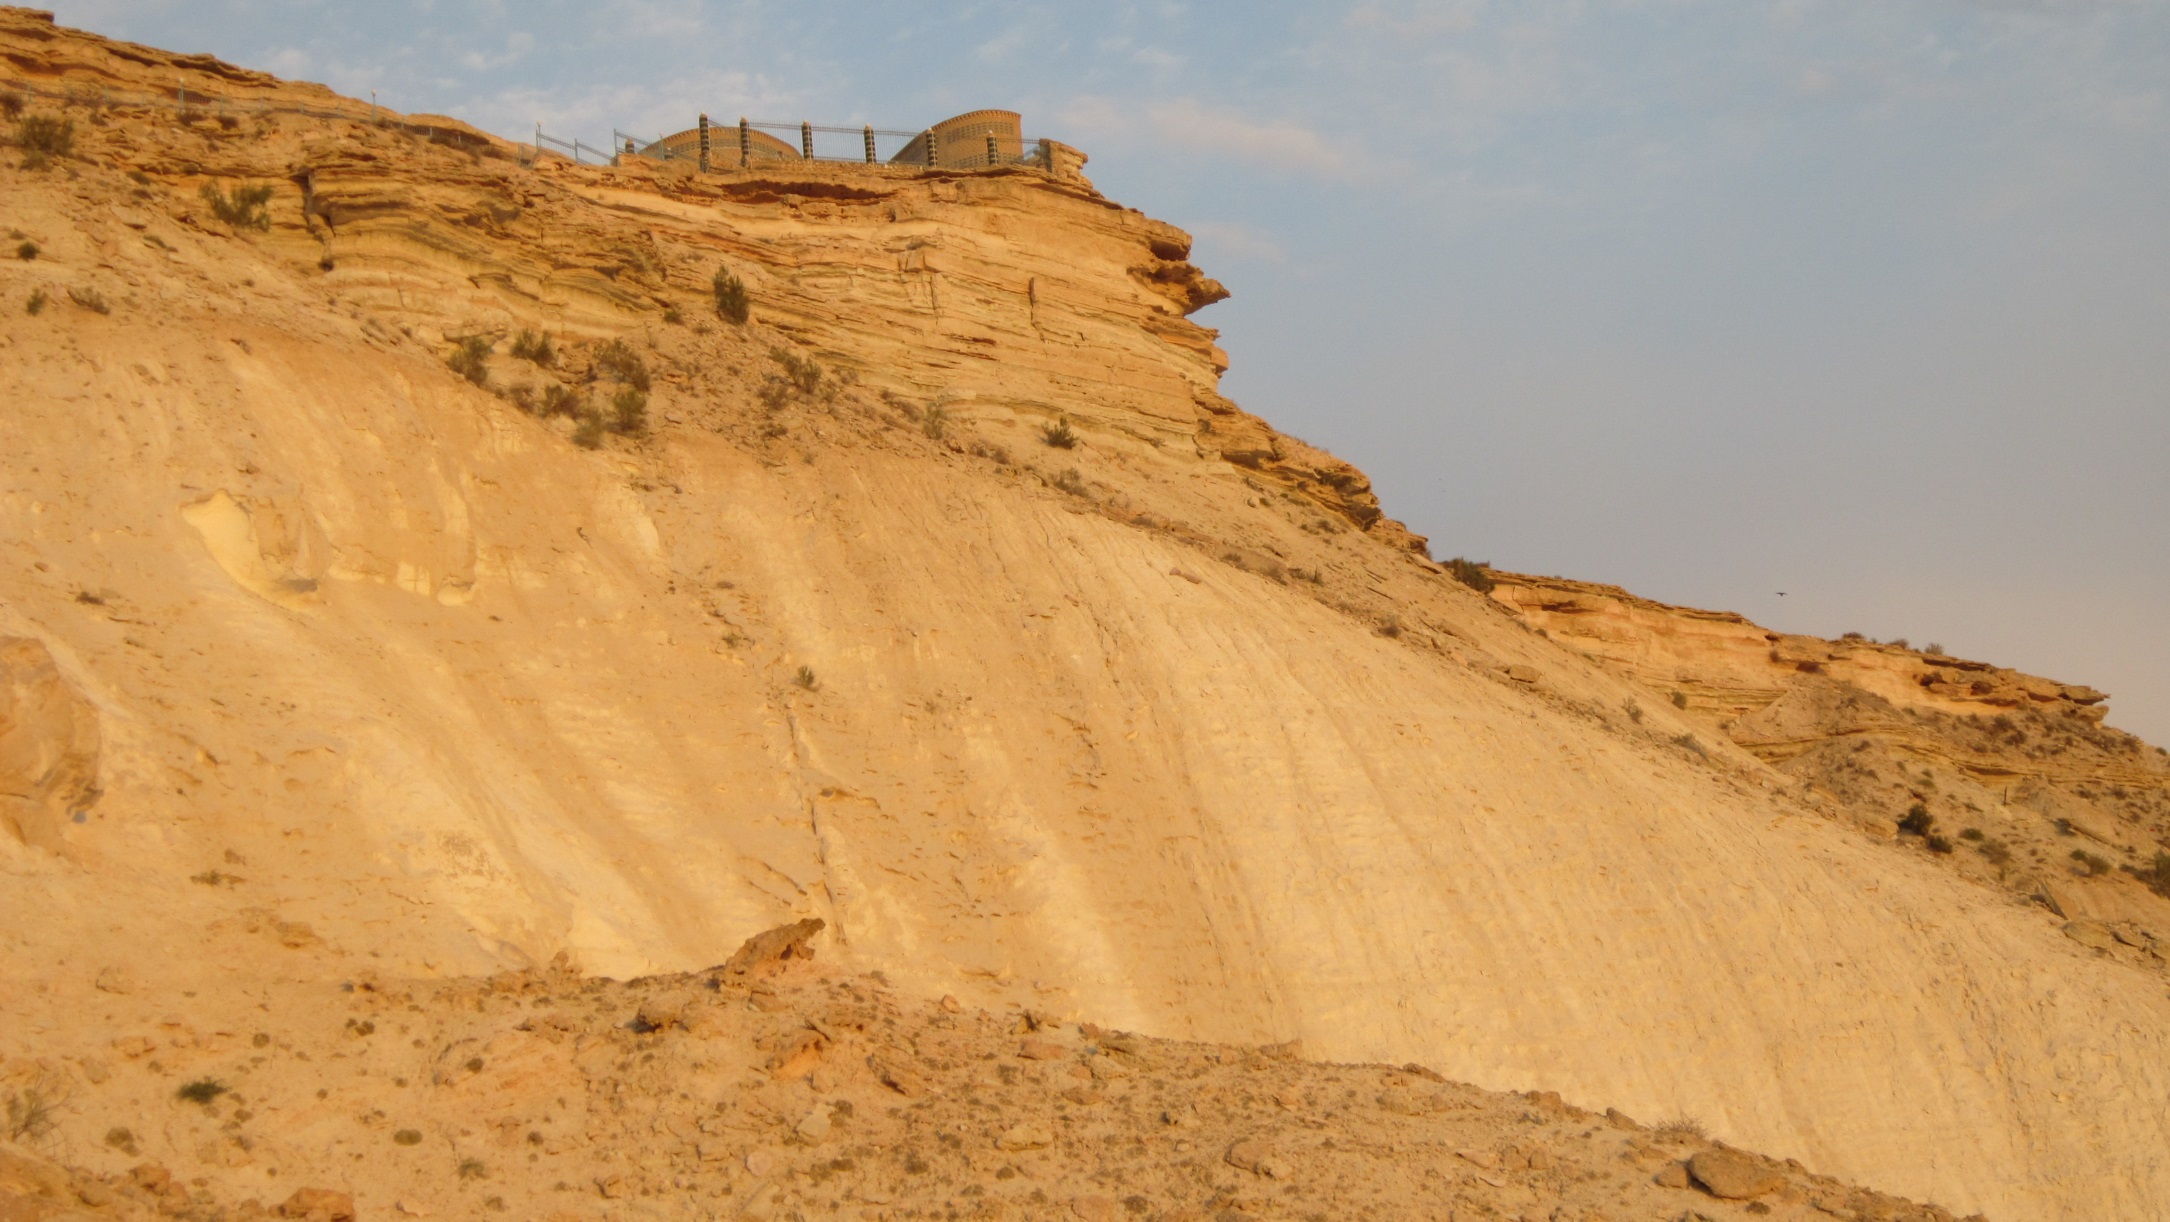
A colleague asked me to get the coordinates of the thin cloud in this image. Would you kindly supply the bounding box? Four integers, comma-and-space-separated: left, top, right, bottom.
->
1187, 220, 1287, 263
1060, 95, 1370, 179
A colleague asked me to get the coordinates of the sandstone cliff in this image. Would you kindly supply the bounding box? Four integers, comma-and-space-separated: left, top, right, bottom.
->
3, 8, 2169, 1220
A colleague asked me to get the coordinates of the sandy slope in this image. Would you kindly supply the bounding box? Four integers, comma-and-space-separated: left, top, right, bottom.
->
2, 10, 2168, 1218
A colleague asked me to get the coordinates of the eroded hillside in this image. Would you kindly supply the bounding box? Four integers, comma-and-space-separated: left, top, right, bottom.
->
3, 8, 2169, 1220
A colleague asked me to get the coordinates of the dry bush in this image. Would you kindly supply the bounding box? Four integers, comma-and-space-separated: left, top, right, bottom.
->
713, 267, 750, 324
1652, 1117, 1705, 1144
14, 114, 72, 167
200, 181, 274, 230
1051, 467, 1088, 497
510, 329, 554, 366
594, 339, 651, 392
25, 288, 47, 315
920, 402, 949, 440
572, 411, 605, 449
447, 336, 491, 387
1444, 557, 1493, 593
1042, 416, 1078, 449
609, 386, 648, 435
542, 384, 583, 418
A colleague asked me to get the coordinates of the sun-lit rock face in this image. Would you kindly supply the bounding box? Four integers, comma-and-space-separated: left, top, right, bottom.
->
3, 8, 2170, 1220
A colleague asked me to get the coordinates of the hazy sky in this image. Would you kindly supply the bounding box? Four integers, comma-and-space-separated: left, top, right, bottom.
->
57, 1, 2170, 744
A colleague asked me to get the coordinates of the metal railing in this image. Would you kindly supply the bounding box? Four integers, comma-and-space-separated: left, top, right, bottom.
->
3, 75, 1061, 178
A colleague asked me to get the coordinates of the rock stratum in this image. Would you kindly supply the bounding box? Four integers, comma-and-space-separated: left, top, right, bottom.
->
1, 8, 2167, 1220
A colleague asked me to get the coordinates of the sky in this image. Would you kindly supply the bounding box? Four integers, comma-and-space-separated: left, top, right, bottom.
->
55, 1, 2170, 745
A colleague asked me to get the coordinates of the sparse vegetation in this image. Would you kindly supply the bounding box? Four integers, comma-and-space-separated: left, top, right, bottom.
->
1623, 699, 1643, 724
593, 339, 651, 392
458, 1159, 488, 1180
26, 288, 47, 315
15, 240, 36, 260
447, 336, 491, 387
1444, 557, 1493, 593
662, 306, 683, 325
1977, 838, 2012, 868
542, 384, 583, 418
2069, 849, 2110, 877
1670, 690, 1689, 710
921, 402, 949, 440
609, 386, 648, 435
510, 329, 555, 367
1926, 834, 1954, 854
2128, 851, 2170, 899
176, 1078, 229, 1105
572, 411, 604, 449
200, 181, 275, 230
67, 285, 109, 315
503, 383, 536, 413
1897, 804, 1934, 837
1652, 1117, 1705, 1144
712, 267, 750, 324
1924, 643, 1945, 656
15, 114, 73, 168
393, 1129, 424, 1146
1051, 467, 1088, 497
0, 88, 22, 119
1042, 416, 1078, 448
794, 665, 819, 691
1959, 827, 1983, 841
5, 1081, 59, 1143
1671, 733, 1707, 759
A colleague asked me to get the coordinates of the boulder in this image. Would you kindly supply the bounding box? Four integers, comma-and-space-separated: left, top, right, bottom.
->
1687, 1148, 1783, 1199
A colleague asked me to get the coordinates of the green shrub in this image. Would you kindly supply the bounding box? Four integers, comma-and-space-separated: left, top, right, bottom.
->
662, 306, 683, 325
712, 267, 749, 324
15, 114, 72, 166
1051, 467, 1087, 497
1924, 643, 1945, 656
609, 386, 647, 435
1925, 834, 1953, 854
1958, 827, 1983, 841
176, 1079, 228, 1105
502, 383, 536, 413
1669, 690, 1689, 709
510, 329, 555, 366
1042, 417, 1077, 449
25, 288, 46, 315
2128, 851, 2170, 898
447, 336, 491, 387
593, 339, 650, 392
768, 346, 821, 397
1444, 557, 1492, 593
15, 240, 35, 260
200, 181, 274, 230
794, 665, 818, 691
1897, 804, 1934, 836
1977, 838, 2012, 867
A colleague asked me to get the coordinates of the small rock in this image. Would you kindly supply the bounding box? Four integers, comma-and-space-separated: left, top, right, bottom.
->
1503, 663, 1541, 684
1224, 1139, 1289, 1179
1527, 1146, 1555, 1171
2063, 920, 2117, 951
996, 1124, 1053, 1152
1687, 1149, 1784, 1200
1456, 1148, 1500, 1170
277, 1188, 356, 1222
1071, 1195, 1118, 1222
1060, 1085, 1104, 1106
1654, 1163, 1690, 1189
794, 1105, 832, 1143
94, 968, 136, 995
1018, 1037, 1066, 1060
939, 995, 963, 1013
744, 1150, 776, 1177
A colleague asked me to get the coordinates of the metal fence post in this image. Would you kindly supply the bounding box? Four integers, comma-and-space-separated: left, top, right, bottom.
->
698, 113, 710, 172
739, 117, 750, 166
800, 121, 813, 159
863, 125, 875, 163
925, 127, 939, 168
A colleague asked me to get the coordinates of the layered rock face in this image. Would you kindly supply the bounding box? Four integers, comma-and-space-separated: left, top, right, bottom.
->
3, 9, 2170, 1220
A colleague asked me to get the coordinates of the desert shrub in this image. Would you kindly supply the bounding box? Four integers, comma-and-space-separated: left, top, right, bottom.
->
712, 267, 749, 324
1924, 642, 1945, 656
1888, 638, 1909, 650
26, 288, 47, 315
5, 1082, 59, 1143
15, 114, 72, 166
0, 88, 22, 119
393, 1129, 423, 1146
768, 346, 821, 397
2053, 817, 2074, 836
921, 402, 949, 440
1623, 699, 1643, 724
1840, 631, 1866, 642
2070, 849, 2110, 877
1977, 838, 2012, 867
1670, 690, 1689, 710
1897, 804, 1934, 836
1925, 834, 1954, 854
609, 386, 647, 435
67, 286, 109, 314
1670, 733, 1707, 759
1042, 416, 1078, 449
1958, 827, 1983, 841
200, 181, 274, 230
502, 383, 536, 413
447, 336, 491, 387
662, 306, 683, 325
510, 329, 554, 366
1051, 467, 1088, 497
458, 1159, 487, 1180
2127, 851, 2170, 898
176, 1079, 228, 1105
572, 411, 604, 449
1444, 557, 1493, 593
594, 339, 650, 392
794, 665, 819, 691
1652, 1117, 1705, 1144
542, 384, 583, 418
15, 240, 35, 260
